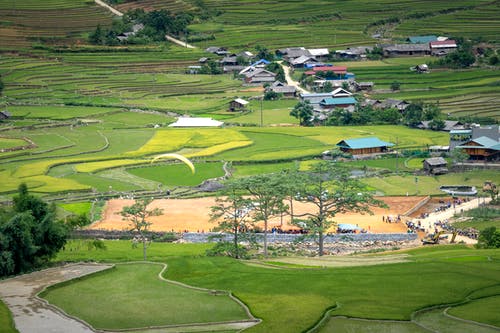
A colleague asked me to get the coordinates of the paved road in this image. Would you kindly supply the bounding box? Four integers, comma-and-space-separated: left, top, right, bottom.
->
0, 263, 113, 333
94, 0, 196, 48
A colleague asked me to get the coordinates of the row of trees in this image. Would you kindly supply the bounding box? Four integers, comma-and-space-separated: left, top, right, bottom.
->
289, 100, 446, 128
209, 162, 385, 258
0, 185, 69, 277
89, 9, 193, 45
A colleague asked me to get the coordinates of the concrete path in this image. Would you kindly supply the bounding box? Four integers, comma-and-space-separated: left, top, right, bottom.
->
94, 0, 123, 16
417, 197, 491, 227
279, 61, 310, 94
0, 263, 113, 333
94, 0, 196, 48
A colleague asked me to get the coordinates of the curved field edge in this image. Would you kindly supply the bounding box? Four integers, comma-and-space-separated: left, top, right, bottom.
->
310, 287, 500, 333
39, 262, 258, 331
0, 300, 17, 333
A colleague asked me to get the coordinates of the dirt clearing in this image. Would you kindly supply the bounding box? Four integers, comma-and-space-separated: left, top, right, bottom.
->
91, 196, 424, 233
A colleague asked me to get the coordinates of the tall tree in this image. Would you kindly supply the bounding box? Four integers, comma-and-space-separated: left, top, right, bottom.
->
210, 180, 253, 258
0, 184, 67, 276
290, 100, 314, 126
451, 148, 469, 171
294, 162, 385, 256
239, 174, 287, 257
404, 102, 424, 127
120, 198, 162, 260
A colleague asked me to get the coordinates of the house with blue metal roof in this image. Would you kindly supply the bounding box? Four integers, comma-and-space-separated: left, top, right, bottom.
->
456, 136, 500, 161
319, 97, 357, 109
408, 35, 438, 44
336, 137, 395, 155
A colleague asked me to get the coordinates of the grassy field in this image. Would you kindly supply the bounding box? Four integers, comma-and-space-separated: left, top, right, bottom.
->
127, 162, 224, 186
40, 263, 249, 330
47, 242, 500, 333
447, 296, 500, 327
0, 124, 454, 197
0, 301, 16, 333
362, 170, 500, 196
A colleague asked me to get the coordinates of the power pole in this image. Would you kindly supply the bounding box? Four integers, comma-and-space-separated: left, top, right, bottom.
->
395, 137, 399, 174
260, 96, 263, 127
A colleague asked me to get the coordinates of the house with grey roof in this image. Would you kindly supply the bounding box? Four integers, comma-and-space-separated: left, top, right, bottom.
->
383, 44, 431, 57
423, 157, 448, 175
267, 81, 297, 97
335, 46, 374, 60
243, 68, 276, 84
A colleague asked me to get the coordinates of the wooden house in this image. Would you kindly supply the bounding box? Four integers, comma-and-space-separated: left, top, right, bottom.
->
229, 98, 249, 112
336, 137, 395, 155
456, 136, 500, 161
335, 46, 373, 60
423, 157, 448, 175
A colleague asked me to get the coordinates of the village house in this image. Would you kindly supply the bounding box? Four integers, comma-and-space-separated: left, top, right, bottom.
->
117, 23, 144, 42
228, 98, 249, 112
418, 120, 464, 132
414, 64, 429, 73
267, 81, 297, 98
242, 68, 276, 84
336, 137, 395, 156
187, 65, 202, 74
335, 46, 373, 60
408, 35, 438, 44
423, 157, 449, 175
430, 40, 457, 56
450, 124, 499, 150
307, 48, 330, 62
277, 47, 310, 62
290, 55, 318, 68
319, 97, 357, 110
456, 136, 500, 161
379, 99, 410, 112
383, 44, 431, 57
304, 65, 348, 79
352, 81, 374, 92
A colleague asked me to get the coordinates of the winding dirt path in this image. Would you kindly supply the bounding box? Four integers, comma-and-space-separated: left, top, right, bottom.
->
279, 61, 310, 94
94, 0, 197, 48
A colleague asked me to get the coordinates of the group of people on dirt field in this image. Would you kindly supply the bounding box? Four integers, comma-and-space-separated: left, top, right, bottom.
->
382, 215, 401, 223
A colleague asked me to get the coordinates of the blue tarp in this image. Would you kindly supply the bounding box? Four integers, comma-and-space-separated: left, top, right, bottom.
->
338, 224, 363, 231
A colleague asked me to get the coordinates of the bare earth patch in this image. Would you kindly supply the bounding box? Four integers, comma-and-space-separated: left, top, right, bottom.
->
91, 196, 424, 233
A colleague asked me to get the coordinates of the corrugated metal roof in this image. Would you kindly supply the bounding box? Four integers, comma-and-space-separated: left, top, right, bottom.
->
169, 117, 223, 127
336, 137, 395, 149
456, 136, 500, 150
233, 98, 249, 105
320, 97, 357, 105
450, 129, 472, 134
408, 35, 437, 44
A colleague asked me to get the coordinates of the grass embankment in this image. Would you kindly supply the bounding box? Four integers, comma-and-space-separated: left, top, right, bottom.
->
52, 242, 500, 333
40, 263, 248, 330
0, 300, 17, 333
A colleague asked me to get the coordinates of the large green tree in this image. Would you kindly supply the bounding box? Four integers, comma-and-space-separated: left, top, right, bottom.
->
294, 162, 385, 256
0, 184, 67, 276
239, 174, 288, 257
210, 180, 253, 259
290, 100, 314, 126
120, 198, 162, 260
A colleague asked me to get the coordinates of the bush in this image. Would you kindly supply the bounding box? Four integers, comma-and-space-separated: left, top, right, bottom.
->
477, 227, 500, 248
206, 241, 249, 259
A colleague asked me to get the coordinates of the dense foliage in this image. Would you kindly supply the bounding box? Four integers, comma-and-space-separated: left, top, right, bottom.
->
89, 9, 193, 45
477, 227, 500, 248
0, 184, 67, 276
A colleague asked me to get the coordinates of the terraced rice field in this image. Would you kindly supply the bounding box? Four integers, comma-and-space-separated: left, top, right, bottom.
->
0, 0, 113, 49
